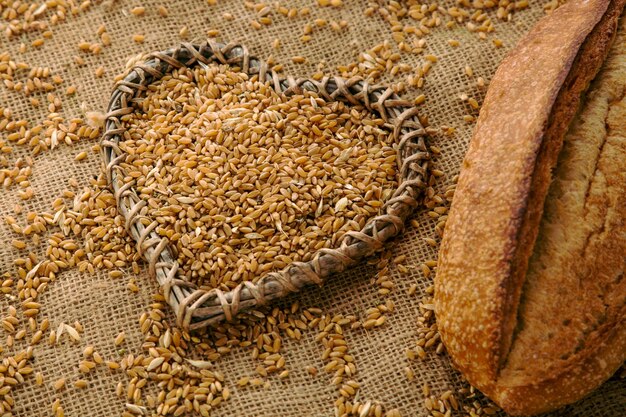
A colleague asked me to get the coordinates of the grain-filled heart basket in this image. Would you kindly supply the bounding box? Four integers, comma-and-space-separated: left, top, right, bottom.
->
101, 40, 432, 331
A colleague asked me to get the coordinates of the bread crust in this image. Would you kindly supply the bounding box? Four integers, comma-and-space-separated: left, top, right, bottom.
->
434, 0, 626, 415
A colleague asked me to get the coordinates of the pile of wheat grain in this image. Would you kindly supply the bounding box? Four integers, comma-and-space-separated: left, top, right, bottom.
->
118, 63, 398, 290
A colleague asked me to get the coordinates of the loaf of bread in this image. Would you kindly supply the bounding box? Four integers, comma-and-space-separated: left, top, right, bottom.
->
434, 0, 626, 415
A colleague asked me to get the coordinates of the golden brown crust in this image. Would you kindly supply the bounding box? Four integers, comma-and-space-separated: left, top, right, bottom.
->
496, 324, 626, 415
498, 0, 624, 373
434, 0, 626, 415
496, 72, 626, 414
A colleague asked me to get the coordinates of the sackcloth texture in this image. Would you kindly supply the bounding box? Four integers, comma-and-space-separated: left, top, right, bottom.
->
0, 1, 623, 417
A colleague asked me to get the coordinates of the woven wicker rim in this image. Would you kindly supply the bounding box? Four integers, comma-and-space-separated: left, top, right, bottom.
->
101, 40, 431, 331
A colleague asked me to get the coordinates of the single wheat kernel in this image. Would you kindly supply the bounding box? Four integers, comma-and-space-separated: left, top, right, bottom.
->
115, 331, 126, 346
74, 379, 88, 389
53, 378, 66, 390
130, 6, 145, 16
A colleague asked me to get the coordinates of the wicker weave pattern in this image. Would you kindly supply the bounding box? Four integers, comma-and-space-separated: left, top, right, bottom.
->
101, 40, 431, 331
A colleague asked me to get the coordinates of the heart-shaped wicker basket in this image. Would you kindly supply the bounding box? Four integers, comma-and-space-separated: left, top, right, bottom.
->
101, 40, 432, 331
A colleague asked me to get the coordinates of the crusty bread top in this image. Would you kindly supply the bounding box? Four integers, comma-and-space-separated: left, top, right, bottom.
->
488, 14, 626, 414
500, 25, 626, 387
434, 0, 619, 391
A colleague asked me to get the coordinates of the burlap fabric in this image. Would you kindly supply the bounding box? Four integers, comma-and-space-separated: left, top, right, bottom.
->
0, 1, 623, 416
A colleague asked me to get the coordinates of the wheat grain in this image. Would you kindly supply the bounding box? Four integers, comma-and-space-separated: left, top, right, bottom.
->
119, 64, 397, 290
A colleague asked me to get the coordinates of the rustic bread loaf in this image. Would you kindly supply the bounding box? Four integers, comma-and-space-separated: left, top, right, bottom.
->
434, 0, 626, 415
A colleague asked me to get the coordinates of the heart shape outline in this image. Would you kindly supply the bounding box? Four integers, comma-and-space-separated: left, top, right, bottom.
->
102, 40, 431, 331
